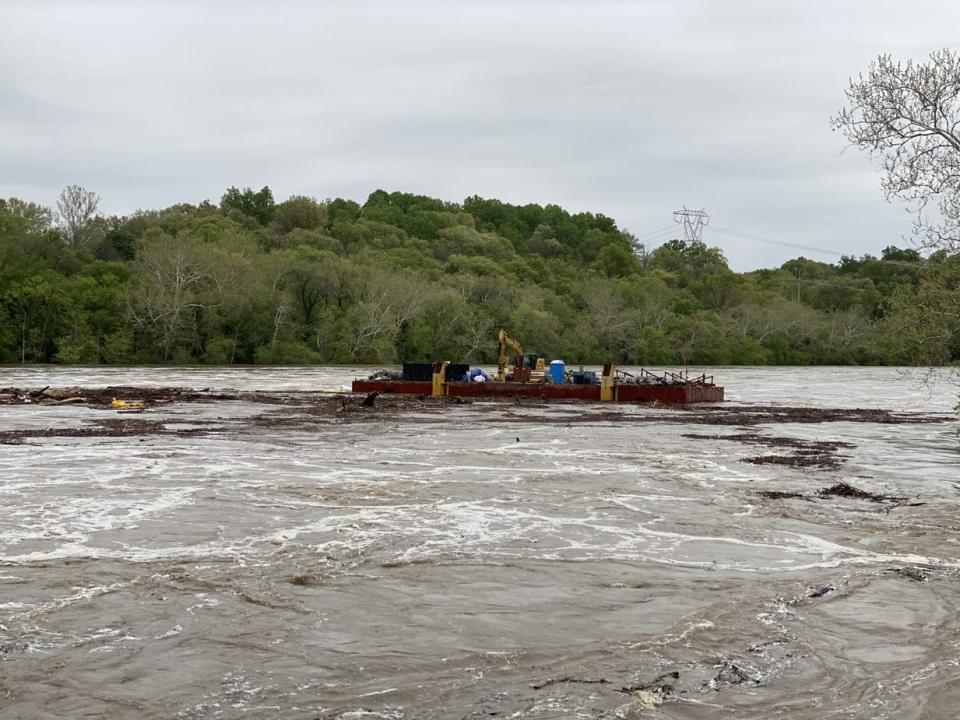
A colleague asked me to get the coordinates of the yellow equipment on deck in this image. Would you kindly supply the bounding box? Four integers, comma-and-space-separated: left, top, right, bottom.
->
496, 329, 545, 382
496, 329, 523, 382
432, 361, 448, 397
600, 363, 616, 402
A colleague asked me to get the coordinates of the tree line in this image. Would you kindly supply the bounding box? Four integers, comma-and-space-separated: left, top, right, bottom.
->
1, 185, 958, 367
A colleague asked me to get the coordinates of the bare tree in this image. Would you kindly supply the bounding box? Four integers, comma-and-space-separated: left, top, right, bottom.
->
128, 235, 209, 361
824, 308, 871, 357
56, 185, 101, 246
731, 302, 795, 343
831, 49, 960, 251
634, 278, 672, 328
459, 314, 494, 362
582, 279, 633, 352
348, 271, 429, 360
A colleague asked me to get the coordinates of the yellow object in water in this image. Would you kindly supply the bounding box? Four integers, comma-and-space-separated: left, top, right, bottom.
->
111, 397, 144, 411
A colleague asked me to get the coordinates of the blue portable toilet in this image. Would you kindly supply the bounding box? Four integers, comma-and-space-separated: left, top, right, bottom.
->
549, 360, 566, 384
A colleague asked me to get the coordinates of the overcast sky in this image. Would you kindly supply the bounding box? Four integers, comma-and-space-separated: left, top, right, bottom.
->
2, 0, 958, 270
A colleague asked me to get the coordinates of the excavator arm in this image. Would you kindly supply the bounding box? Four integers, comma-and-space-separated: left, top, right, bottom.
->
497, 329, 524, 382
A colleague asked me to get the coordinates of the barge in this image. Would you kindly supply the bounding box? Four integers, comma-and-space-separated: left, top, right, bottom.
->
353, 368, 722, 403
353, 330, 722, 405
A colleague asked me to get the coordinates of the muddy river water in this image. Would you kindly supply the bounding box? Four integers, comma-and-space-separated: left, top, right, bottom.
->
0, 366, 958, 719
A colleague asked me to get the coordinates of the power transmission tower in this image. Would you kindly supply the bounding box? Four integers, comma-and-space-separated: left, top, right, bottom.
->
672, 207, 710, 243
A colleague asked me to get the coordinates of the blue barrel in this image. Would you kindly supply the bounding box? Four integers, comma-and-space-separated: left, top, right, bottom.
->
549, 360, 566, 384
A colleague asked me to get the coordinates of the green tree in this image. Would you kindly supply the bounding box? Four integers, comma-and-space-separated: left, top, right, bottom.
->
273, 195, 328, 234
220, 186, 276, 225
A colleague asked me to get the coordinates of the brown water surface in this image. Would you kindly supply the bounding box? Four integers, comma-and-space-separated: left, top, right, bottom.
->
1, 366, 958, 719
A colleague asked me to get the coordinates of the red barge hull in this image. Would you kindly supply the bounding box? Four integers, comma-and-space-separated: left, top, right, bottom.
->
352, 379, 723, 404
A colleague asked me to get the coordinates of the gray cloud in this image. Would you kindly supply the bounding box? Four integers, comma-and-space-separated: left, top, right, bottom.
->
2, 0, 957, 269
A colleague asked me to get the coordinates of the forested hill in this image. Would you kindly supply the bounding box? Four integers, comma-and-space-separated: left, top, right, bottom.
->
1, 187, 958, 366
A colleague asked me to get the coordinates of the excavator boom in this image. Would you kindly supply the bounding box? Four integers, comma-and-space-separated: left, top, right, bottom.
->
497, 329, 524, 381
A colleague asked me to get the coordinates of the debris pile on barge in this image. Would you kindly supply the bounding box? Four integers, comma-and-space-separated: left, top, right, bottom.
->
353, 330, 723, 404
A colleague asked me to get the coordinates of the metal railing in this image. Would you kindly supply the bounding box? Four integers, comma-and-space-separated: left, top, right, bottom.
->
617, 368, 715, 386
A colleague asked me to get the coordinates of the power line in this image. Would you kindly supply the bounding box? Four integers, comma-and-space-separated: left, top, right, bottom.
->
636, 228, 679, 243
632, 224, 677, 239
644, 217, 929, 272
705, 225, 843, 257
706, 225, 931, 271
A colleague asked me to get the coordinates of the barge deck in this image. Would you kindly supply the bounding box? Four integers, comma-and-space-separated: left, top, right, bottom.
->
353, 366, 723, 404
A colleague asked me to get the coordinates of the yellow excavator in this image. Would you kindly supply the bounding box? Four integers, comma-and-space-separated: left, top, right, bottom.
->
111, 397, 144, 412
496, 329, 523, 382
496, 329, 545, 382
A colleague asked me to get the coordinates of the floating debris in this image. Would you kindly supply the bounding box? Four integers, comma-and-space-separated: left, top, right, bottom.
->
530, 676, 610, 690
756, 490, 807, 500
808, 585, 835, 599
892, 566, 932, 582
818, 482, 904, 503
620, 670, 680, 696
683, 431, 853, 470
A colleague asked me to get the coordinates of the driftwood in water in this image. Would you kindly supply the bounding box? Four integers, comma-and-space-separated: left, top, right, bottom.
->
41, 396, 88, 406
